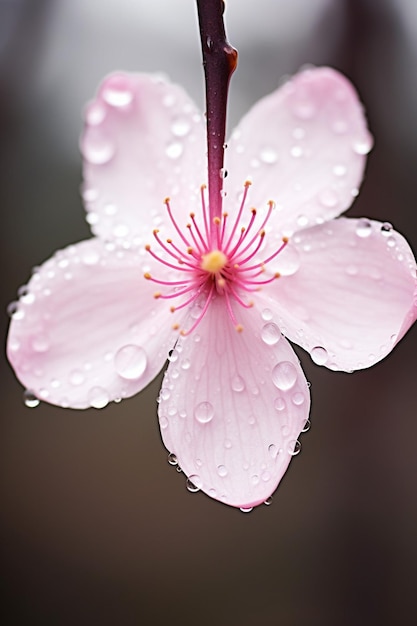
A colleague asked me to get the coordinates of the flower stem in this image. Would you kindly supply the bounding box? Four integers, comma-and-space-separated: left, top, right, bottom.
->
196, 0, 237, 234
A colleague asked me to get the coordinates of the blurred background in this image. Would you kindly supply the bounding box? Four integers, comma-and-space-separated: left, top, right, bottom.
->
1, 0, 416, 624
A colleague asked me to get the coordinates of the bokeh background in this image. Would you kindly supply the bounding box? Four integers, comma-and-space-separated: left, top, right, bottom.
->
1, 0, 416, 624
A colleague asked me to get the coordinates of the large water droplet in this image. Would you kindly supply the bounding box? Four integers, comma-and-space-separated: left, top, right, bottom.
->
355, 219, 372, 238
261, 323, 281, 346
194, 401, 214, 424
114, 345, 147, 380
311, 346, 328, 365
292, 391, 305, 406
261, 308, 273, 321
186, 474, 202, 491
272, 361, 297, 390
231, 375, 245, 392
23, 389, 40, 408
7, 301, 24, 320
85, 102, 106, 126
274, 397, 286, 411
167, 452, 178, 466
352, 133, 373, 155
380, 222, 393, 236
240, 507, 253, 513
88, 386, 109, 409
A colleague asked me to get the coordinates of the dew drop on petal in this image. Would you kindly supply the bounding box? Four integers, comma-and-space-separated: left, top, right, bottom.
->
69, 370, 85, 386
264, 496, 273, 506
217, 465, 228, 477
166, 142, 183, 159
114, 345, 147, 380
301, 419, 311, 433
82, 248, 100, 265
186, 474, 202, 492
102, 78, 133, 107
352, 133, 373, 155
272, 362, 297, 390
380, 222, 393, 236
259, 147, 278, 164
194, 401, 214, 424
23, 389, 40, 408
167, 452, 178, 466
231, 375, 245, 392
261, 308, 273, 321
160, 416, 169, 429
7, 301, 24, 320
82, 137, 115, 165
31, 334, 50, 353
171, 118, 191, 137
311, 346, 328, 365
240, 507, 253, 513
274, 245, 301, 276
332, 164, 347, 177
268, 443, 277, 458
292, 391, 305, 406
288, 440, 302, 456
355, 219, 372, 238
261, 323, 281, 346
274, 397, 286, 411
88, 386, 109, 409
85, 102, 106, 126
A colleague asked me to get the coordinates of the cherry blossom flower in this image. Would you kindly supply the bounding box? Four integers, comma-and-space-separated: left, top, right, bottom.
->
7, 67, 417, 509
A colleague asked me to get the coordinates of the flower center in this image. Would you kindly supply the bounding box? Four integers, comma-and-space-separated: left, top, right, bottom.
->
144, 182, 288, 335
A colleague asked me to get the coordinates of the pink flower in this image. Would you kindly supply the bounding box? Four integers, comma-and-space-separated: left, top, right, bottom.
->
7, 68, 417, 509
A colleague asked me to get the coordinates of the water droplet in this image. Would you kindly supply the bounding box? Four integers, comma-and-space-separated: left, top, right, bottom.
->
380, 222, 393, 236
69, 370, 85, 386
292, 392, 305, 406
186, 474, 202, 491
160, 416, 168, 429
319, 188, 339, 208
274, 245, 300, 276
288, 440, 301, 456
219, 167, 228, 179
231, 375, 245, 392
261, 308, 273, 321
301, 419, 311, 433
167, 452, 178, 466
268, 443, 277, 458
261, 471, 271, 482
88, 386, 109, 409
114, 345, 147, 380
240, 507, 253, 513
332, 164, 347, 177
345, 264, 358, 276
82, 249, 100, 265
166, 142, 183, 159
311, 346, 328, 365
272, 361, 297, 390
224, 439, 232, 449
31, 334, 50, 353
23, 389, 40, 408
217, 465, 228, 477
194, 401, 214, 424
181, 358, 191, 370
274, 397, 286, 411
82, 136, 115, 165
355, 218, 372, 238
85, 102, 106, 126
250, 475, 260, 485
259, 147, 278, 164
292, 127, 305, 140
297, 214, 309, 228
293, 99, 316, 119
171, 118, 190, 137
261, 323, 281, 346
290, 145, 303, 158
352, 133, 373, 155
331, 119, 348, 134
168, 349, 179, 363
264, 496, 273, 506
102, 77, 133, 107
7, 301, 24, 320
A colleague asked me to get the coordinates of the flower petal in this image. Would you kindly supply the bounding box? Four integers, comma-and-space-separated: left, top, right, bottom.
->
7, 239, 181, 408
263, 218, 417, 371
81, 72, 206, 243
225, 67, 371, 235
158, 297, 310, 509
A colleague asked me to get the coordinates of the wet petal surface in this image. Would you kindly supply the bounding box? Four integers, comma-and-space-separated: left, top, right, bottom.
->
81, 72, 206, 243
158, 298, 310, 508
7, 239, 181, 408
263, 218, 417, 371
225, 67, 371, 236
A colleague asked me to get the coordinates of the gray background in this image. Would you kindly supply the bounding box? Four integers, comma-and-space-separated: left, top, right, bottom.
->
1, 1, 416, 624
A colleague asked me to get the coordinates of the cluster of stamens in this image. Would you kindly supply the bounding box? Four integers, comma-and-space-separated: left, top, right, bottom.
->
145, 182, 288, 335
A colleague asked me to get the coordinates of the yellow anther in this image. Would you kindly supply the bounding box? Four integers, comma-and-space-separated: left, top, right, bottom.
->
154, 292, 161, 299
236, 324, 244, 332
153, 229, 159, 235
190, 212, 195, 218
144, 272, 151, 280
218, 277, 226, 288
282, 236, 289, 243
145, 244, 151, 251
259, 230, 266, 237
223, 212, 228, 218
187, 247, 193, 255
166, 238, 172, 244
200, 183, 207, 190
244, 180, 252, 187
201, 249, 227, 273
251, 208, 257, 214
268, 200, 275, 209
213, 217, 221, 226
170, 306, 176, 313
180, 329, 187, 336
274, 272, 281, 279
172, 323, 180, 330
164, 197, 170, 204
